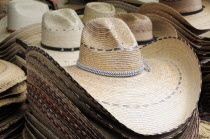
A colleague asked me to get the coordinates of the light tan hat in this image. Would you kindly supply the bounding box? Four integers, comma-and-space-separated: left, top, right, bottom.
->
199, 120, 210, 138
82, 2, 115, 24
30, 8, 84, 67
0, 60, 26, 93
65, 18, 201, 135
100, 1, 138, 12
115, 13, 177, 45
159, 0, 210, 30
0, 0, 49, 43
138, 0, 210, 30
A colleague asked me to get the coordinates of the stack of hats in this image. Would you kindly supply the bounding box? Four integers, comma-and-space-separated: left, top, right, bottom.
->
24, 17, 201, 138
0, 60, 27, 138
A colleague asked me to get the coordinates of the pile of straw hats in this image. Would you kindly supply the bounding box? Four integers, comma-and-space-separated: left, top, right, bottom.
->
24, 17, 202, 138
1, 0, 210, 138
0, 60, 27, 138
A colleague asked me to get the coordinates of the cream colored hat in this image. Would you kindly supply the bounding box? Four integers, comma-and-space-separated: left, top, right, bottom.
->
65, 18, 201, 135
7, 0, 49, 32
115, 13, 177, 45
159, 0, 210, 30
31, 8, 84, 67
0, 0, 49, 43
82, 2, 115, 24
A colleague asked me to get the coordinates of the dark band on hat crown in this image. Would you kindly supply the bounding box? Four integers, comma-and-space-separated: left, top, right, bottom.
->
41, 43, 80, 52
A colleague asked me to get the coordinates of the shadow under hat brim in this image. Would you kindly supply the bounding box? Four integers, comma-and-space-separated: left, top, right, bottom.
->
64, 38, 201, 135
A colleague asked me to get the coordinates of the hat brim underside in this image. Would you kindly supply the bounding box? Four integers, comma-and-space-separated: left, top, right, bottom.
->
65, 38, 201, 135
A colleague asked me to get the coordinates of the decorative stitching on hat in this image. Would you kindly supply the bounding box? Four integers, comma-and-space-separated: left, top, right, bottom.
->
28, 91, 88, 138
26, 36, 202, 136
27, 95, 72, 138
97, 61, 182, 108
82, 43, 138, 51
77, 58, 151, 77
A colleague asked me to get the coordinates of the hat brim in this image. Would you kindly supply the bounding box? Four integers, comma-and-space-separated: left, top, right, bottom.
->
0, 81, 26, 99
138, 1, 210, 32
65, 37, 201, 135
0, 60, 26, 93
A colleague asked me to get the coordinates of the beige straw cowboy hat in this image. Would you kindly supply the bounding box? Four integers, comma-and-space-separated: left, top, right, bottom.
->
0, 60, 26, 93
115, 13, 178, 45
81, 2, 115, 24
0, 0, 49, 42
138, 0, 210, 30
64, 18, 201, 135
159, 0, 210, 30
29, 8, 84, 67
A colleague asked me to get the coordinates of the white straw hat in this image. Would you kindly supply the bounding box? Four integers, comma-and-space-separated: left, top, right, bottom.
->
0, 0, 49, 43
31, 8, 84, 67
82, 2, 115, 24
7, 0, 49, 32
65, 18, 201, 135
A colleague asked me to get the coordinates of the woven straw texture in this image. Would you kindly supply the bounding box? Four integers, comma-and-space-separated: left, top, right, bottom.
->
138, 1, 210, 30
82, 2, 115, 24
199, 120, 210, 138
103, 1, 138, 12
64, 18, 201, 135
0, 60, 26, 93
115, 13, 153, 42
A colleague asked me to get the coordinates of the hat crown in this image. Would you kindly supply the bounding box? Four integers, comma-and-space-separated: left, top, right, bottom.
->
7, 1, 49, 31
41, 9, 84, 49
78, 18, 145, 76
83, 2, 115, 24
159, 0, 202, 14
115, 13, 153, 43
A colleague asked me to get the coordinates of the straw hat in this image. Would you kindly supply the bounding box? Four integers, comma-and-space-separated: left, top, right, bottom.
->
64, 18, 201, 135
0, 0, 49, 43
82, 2, 115, 24
115, 13, 177, 45
159, 0, 210, 30
0, 60, 26, 93
101, 1, 138, 12
28, 8, 84, 67
199, 120, 210, 138
138, 0, 210, 30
